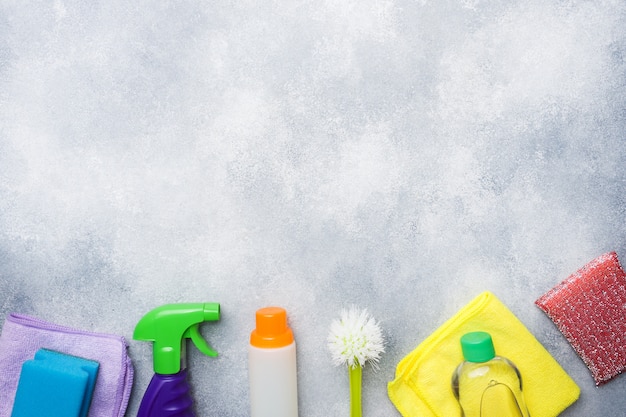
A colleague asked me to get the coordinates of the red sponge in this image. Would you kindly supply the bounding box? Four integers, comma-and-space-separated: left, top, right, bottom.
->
535, 251, 626, 385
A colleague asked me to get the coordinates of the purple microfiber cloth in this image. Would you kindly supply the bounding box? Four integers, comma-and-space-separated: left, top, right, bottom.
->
0, 313, 134, 417
535, 251, 626, 385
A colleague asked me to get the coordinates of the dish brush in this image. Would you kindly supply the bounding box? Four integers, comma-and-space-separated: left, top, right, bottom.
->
328, 307, 384, 417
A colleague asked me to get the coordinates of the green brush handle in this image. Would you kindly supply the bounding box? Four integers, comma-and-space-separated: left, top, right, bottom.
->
349, 365, 362, 417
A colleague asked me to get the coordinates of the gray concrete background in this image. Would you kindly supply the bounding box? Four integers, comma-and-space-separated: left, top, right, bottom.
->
1, 1, 625, 415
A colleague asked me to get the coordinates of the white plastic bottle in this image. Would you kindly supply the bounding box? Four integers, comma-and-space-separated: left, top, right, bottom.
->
248, 306, 299, 417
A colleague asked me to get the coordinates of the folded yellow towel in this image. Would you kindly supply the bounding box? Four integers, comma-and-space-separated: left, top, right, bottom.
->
388, 291, 580, 417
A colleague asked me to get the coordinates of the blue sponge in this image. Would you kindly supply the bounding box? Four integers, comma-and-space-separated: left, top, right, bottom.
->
11, 349, 99, 417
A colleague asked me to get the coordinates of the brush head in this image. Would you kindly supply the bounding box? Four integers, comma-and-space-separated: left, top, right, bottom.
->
327, 307, 384, 369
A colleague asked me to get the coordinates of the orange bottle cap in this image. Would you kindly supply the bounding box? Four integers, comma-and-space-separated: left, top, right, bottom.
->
250, 307, 294, 348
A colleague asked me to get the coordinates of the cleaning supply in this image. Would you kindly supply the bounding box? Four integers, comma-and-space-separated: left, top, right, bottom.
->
134, 303, 220, 417
327, 307, 384, 417
452, 332, 530, 417
388, 291, 579, 417
0, 313, 133, 417
535, 251, 626, 385
248, 306, 299, 417
11, 348, 99, 417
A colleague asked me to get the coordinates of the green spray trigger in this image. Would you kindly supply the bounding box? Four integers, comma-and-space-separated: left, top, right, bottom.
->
185, 324, 218, 357
134, 303, 221, 375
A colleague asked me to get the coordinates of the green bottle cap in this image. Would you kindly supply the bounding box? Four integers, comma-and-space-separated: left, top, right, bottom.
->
460, 331, 496, 362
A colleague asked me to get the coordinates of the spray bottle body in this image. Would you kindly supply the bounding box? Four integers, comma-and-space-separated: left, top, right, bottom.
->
137, 369, 195, 417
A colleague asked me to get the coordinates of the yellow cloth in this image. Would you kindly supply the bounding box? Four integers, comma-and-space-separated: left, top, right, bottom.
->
388, 291, 580, 417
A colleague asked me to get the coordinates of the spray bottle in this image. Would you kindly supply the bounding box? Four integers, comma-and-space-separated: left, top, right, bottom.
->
134, 303, 220, 417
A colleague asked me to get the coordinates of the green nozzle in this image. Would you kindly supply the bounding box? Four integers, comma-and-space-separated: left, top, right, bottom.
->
134, 303, 221, 375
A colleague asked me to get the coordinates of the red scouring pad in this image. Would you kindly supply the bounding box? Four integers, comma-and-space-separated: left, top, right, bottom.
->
535, 251, 626, 385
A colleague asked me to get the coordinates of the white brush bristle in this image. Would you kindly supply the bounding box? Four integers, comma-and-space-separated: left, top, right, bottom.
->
327, 307, 385, 369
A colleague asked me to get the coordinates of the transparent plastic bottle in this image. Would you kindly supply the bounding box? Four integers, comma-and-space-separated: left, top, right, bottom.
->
451, 331, 530, 417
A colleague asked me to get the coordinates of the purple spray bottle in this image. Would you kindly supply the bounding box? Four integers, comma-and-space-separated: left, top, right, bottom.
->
134, 303, 221, 417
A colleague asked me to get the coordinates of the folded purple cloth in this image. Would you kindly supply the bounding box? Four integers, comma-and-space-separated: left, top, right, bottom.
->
0, 313, 134, 417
